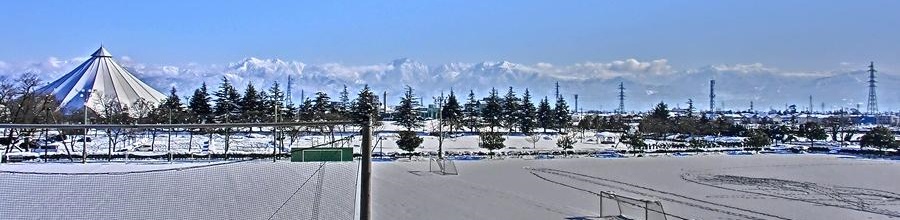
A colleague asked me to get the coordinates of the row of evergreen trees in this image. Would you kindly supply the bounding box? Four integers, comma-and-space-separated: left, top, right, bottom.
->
154, 77, 380, 125
392, 86, 573, 134
159, 78, 575, 133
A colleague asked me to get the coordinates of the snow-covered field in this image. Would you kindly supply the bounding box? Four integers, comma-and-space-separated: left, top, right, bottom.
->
372, 154, 900, 219
0, 161, 358, 220
0, 154, 897, 219
3, 130, 620, 158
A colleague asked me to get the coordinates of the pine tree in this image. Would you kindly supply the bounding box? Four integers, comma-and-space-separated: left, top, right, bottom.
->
553, 95, 572, 132
213, 77, 241, 122
395, 86, 423, 131
339, 85, 351, 118
478, 132, 505, 158
312, 91, 334, 120
240, 83, 263, 122
298, 98, 315, 121
188, 82, 212, 123
650, 102, 670, 120
519, 89, 537, 134
159, 87, 184, 122
860, 126, 896, 150
283, 103, 297, 121
641, 102, 671, 138
481, 88, 503, 132
396, 131, 423, 159
441, 90, 463, 133
350, 85, 381, 124
463, 90, 481, 131
798, 122, 827, 149
267, 82, 286, 122
556, 134, 576, 155
621, 132, 647, 151
537, 97, 553, 132
501, 87, 520, 132
744, 130, 772, 148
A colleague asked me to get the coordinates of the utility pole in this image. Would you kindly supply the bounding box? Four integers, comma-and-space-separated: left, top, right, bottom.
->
435, 92, 445, 159
360, 119, 373, 220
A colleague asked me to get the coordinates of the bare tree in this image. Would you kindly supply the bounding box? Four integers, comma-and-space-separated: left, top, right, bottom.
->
94, 94, 131, 160
526, 134, 541, 149
4, 73, 43, 155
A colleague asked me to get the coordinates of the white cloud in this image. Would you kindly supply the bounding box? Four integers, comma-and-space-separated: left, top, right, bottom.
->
550, 58, 672, 80
535, 62, 553, 69
2, 55, 894, 111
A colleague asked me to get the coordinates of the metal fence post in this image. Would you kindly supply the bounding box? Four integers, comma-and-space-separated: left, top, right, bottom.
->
360, 119, 372, 220
599, 191, 603, 217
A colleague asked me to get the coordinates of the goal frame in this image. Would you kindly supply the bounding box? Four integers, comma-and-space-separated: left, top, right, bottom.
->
428, 157, 458, 175
599, 191, 668, 220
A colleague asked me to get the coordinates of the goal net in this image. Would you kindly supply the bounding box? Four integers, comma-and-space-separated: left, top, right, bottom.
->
600, 191, 668, 220
428, 158, 458, 175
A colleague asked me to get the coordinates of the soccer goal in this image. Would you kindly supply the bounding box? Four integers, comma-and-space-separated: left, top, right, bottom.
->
428, 158, 458, 175
599, 191, 668, 220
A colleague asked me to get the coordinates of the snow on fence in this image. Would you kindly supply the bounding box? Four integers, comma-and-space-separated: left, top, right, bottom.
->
0, 121, 353, 163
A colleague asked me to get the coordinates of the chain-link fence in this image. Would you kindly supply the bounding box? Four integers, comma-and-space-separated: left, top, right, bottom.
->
0, 122, 361, 220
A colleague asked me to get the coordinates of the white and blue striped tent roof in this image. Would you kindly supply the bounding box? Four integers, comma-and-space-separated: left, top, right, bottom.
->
36, 46, 166, 112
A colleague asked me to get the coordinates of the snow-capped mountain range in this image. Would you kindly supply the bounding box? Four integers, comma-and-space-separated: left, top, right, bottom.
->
2, 56, 897, 112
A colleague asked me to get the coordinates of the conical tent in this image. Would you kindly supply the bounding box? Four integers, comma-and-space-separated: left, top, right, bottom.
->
36, 46, 166, 112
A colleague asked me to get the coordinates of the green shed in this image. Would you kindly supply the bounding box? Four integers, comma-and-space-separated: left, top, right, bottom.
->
291, 147, 354, 162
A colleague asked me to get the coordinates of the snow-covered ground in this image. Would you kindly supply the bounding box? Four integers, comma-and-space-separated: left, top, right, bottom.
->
2, 129, 619, 158
0, 161, 358, 220
372, 154, 900, 219
1, 153, 897, 219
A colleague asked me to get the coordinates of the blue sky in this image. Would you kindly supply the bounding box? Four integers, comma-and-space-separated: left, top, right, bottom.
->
1, 0, 898, 70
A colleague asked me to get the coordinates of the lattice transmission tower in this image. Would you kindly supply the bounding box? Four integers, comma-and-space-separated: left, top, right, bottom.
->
866, 62, 878, 114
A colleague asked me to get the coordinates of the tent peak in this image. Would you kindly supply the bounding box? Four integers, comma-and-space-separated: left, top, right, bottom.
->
92, 46, 112, 57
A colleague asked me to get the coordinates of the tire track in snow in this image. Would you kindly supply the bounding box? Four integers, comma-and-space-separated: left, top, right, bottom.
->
527, 167, 791, 220
681, 173, 900, 218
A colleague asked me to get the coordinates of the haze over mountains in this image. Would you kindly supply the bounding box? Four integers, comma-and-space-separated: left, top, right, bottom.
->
2, 56, 897, 112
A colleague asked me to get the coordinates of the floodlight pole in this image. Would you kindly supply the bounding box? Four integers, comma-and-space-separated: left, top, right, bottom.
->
273, 98, 279, 162
360, 119, 373, 220
82, 90, 88, 164
168, 107, 173, 162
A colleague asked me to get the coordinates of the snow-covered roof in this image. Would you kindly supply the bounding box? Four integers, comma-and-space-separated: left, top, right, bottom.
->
36, 46, 166, 112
